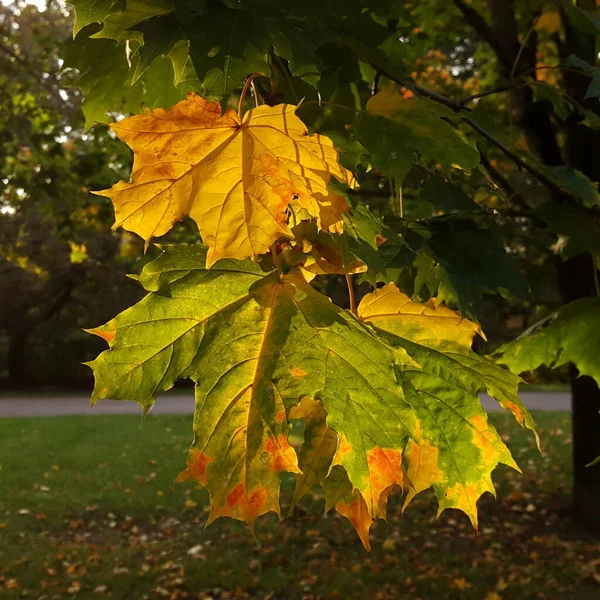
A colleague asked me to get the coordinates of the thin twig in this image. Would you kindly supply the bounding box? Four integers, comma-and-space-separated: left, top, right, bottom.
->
346, 274, 357, 316
238, 73, 264, 121
479, 152, 546, 226
398, 185, 404, 219
463, 115, 564, 196
510, 15, 540, 80
372, 70, 382, 96
372, 64, 571, 201
458, 84, 511, 106
250, 81, 260, 108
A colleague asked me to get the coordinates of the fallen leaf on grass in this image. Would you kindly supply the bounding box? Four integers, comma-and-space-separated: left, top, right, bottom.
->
451, 577, 471, 589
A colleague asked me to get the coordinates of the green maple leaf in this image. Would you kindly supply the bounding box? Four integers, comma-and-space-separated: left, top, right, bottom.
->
87, 244, 418, 530
90, 0, 173, 42
66, 27, 186, 129
495, 298, 600, 387
355, 89, 480, 184
358, 283, 536, 526
69, 0, 125, 36
174, 0, 269, 99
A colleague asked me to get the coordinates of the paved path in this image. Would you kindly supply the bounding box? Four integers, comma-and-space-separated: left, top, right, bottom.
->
0, 392, 571, 418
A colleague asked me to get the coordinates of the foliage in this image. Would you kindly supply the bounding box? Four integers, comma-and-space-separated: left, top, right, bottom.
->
51, 0, 600, 545
0, 2, 150, 384
495, 298, 600, 387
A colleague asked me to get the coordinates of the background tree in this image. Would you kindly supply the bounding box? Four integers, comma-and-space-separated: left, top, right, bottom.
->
0, 1, 145, 385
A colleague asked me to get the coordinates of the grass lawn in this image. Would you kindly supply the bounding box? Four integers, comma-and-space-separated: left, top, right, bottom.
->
0, 411, 598, 600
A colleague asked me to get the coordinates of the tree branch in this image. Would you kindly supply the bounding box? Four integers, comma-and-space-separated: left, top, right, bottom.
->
458, 85, 511, 107
479, 152, 545, 226
461, 115, 562, 194
452, 0, 512, 71
373, 66, 569, 201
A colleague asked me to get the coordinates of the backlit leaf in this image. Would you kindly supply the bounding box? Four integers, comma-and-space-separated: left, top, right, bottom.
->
358, 284, 534, 524
495, 298, 600, 387
87, 245, 417, 535
355, 89, 480, 183
69, 0, 125, 36
90, 0, 173, 42
95, 94, 356, 266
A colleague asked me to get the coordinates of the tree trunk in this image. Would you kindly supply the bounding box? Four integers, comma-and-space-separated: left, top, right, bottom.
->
559, 254, 600, 533
557, 0, 600, 533
8, 332, 27, 386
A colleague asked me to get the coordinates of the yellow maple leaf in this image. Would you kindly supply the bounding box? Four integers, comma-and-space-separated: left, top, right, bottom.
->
95, 94, 355, 266
358, 283, 484, 349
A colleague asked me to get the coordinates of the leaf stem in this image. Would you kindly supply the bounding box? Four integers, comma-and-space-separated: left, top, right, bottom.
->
346, 274, 357, 316
510, 14, 539, 80
593, 254, 600, 297
270, 241, 282, 271
238, 73, 265, 121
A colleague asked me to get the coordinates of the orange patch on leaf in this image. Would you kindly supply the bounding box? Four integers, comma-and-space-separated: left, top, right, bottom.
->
501, 400, 525, 425
275, 409, 287, 423
290, 367, 307, 377
87, 327, 116, 343
264, 435, 300, 473
226, 482, 246, 507
336, 493, 373, 551
217, 483, 269, 523
403, 438, 444, 509
175, 449, 214, 485
366, 447, 403, 517
375, 234, 388, 247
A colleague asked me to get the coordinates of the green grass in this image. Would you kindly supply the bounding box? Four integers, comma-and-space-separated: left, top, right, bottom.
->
1, 412, 598, 600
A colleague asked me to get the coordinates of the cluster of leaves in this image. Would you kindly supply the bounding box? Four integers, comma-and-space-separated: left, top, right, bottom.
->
83, 91, 536, 547
69, 0, 600, 546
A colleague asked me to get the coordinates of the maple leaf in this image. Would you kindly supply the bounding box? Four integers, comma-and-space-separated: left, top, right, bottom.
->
355, 88, 480, 184
495, 298, 600, 387
358, 284, 536, 526
87, 245, 416, 532
95, 94, 355, 266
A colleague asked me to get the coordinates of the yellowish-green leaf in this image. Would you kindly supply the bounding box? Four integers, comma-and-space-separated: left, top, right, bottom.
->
358, 284, 533, 526
87, 245, 416, 534
495, 298, 600, 387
